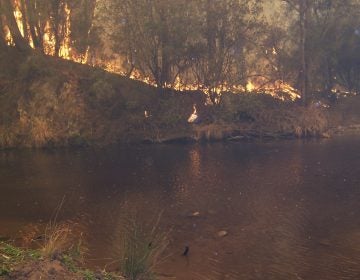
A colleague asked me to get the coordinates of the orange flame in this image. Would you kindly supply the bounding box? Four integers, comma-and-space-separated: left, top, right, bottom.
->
8, 4, 300, 102
4, 24, 13, 45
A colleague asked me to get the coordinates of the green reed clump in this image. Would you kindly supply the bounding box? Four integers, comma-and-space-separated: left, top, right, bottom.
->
120, 213, 170, 280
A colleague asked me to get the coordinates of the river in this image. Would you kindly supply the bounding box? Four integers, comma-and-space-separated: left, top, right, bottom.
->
1, 137, 360, 280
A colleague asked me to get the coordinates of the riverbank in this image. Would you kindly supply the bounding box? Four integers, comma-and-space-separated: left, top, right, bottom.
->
0, 241, 124, 280
0, 214, 167, 280
0, 46, 359, 148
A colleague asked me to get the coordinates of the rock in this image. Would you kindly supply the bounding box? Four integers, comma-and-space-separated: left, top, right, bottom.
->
189, 211, 200, 217
319, 239, 331, 247
217, 230, 228, 237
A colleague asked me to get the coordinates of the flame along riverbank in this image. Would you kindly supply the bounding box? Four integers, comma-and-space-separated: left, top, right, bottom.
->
3, 0, 300, 102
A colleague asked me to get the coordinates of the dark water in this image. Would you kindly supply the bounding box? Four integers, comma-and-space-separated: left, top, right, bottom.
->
1, 137, 360, 280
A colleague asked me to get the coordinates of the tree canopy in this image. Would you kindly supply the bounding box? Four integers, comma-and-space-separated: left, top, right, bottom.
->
1, 0, 360, 102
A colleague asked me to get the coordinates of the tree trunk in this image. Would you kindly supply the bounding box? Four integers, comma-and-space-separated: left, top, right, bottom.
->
0, 37, 6, 48
160, 32, 171, 88
26, 0, 43, 52
0, 16, 7, 48
54, 19, 61, 57
29, 23, 40, 48
19, 0, 29, 41
0, 0, 30, 52
0, 31, 7, 49
158, 6, 171, 88
205, 0, 218, 104
206, 0, 216, 86
52, 1, 62, 57
299, 0, 308, 105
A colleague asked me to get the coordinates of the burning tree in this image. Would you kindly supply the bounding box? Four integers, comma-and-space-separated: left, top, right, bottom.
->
1, 0, 360, 98
0, 0, 30, 51
0, 0, 97, 60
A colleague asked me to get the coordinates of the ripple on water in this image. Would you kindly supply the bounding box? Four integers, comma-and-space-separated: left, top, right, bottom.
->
1, 139, 360, 279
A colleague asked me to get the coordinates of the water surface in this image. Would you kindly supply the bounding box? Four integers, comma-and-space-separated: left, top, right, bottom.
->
1, 137, 360, 279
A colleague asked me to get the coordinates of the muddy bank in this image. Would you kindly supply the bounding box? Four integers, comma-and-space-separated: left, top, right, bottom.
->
0, 46, 359, 148
4, 260, 81, 280
148, 123, 360, 144
1, 257, 123, 280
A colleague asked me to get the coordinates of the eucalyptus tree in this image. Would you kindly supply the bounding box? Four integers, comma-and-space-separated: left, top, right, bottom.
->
190, 0, 263, 102
106, 0, 200, 88
282, 0, 360, 100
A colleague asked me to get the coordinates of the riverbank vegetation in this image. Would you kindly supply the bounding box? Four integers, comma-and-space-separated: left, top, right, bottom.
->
1, 227, 108, 280
0, 215, 169, 280
0, 240, 123, 279
0, 46, 359, 148
0, 1, 360, 148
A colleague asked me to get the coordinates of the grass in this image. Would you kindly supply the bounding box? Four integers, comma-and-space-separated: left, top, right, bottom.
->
41, 223, 73, 259
0, 241, 40, 276
0, 239, 122, 279
0, 201, 168, 279
0, 236, 122, 279
40, 197, 77, 259
120, 213, 170, 280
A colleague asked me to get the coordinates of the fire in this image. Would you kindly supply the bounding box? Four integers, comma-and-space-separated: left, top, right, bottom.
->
243, 79, 300, 101
43, 20, 55, 54
8, 0, 85, 63
58, 3, 72, 59
120, 66, 300, 102
5, 3, 301, 102
246, 81, 256, 92
13, 6, 23, 36
4, 25, 13, 45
